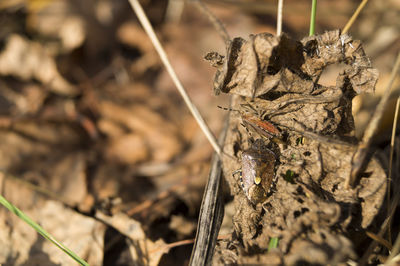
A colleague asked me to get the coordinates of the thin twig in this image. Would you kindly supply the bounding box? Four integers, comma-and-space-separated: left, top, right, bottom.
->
348, 52, 400, 188
191, 0, 230, 44
151, 234, 230, 254
342, 0, 369, 34
127, 0, 222, 156
277, 0, 283, 36
387, 97, 400, 245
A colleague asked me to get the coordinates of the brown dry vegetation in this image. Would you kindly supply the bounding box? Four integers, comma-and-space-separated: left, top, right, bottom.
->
0, 0, 399, 265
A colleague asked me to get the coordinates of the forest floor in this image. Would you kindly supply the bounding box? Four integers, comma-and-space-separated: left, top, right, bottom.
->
0, 0, 399, 265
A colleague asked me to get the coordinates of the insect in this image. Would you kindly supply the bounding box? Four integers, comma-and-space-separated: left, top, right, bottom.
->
241, 113, 281, 140
236, 140, 276, 204
218, 104, 282, 140
220, 104, 279, 204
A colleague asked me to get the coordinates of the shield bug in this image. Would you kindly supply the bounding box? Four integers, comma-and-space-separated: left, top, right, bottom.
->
239, 141, 276, 204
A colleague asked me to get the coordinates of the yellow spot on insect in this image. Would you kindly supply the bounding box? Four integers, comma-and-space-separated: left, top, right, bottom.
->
254, 176, 262, 184
296, 137, 305, 145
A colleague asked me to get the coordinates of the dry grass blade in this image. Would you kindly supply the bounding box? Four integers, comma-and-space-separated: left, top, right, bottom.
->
365, 231, 392, 251
165, 0, 185, 23
389, 97, 400, 183
189, 109, 230, 265
152, 234, 230, 255
127, 0, 222, 156
189, 154, 224, 265
387, 231, 400, 264
387, 97, 400, 244
385, 254, 400, 266
359, 183, 400, 264
348, 52, 400, 188
277, 0, 283, 35
342, 0, 369, 34
191, 0, 230, 44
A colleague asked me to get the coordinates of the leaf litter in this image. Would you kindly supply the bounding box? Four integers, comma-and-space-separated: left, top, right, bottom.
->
0, 1, 222, 265
207, 30, 387, 265
0, 1, 398, 265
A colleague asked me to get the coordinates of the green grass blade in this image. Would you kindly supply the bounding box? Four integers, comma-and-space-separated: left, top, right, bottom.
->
268, 237, 279, 250
309, 0, 317, 36
0, 195, 89, 266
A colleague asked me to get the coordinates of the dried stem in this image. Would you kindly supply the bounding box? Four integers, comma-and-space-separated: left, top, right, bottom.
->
360, 187, 400, 264
191, 0, 230, 44
387, 97, 400, 245
348, 52, 400, 188
165, 0, 185, 23
127, 0, 222, 156
342, 0, 369, 34
277, 0, 283, 36
151, 234, 230, 255
189, 107, 231, 265
388, 231, 400, 264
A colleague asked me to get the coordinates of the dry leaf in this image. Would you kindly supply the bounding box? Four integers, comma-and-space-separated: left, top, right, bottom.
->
0, 34, 79, 96
212, 31, 385, 265
106, 133, 149, 164
96, 211, 167, 266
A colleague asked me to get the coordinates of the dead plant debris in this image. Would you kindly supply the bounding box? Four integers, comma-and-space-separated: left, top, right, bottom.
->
207, 30, 387, 265
0, 1, 398, 265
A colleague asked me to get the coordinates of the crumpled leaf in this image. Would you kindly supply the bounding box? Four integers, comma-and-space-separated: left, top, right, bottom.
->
208, 30, 378, 98
96, 211, 167, 266
301, 30, 379, 94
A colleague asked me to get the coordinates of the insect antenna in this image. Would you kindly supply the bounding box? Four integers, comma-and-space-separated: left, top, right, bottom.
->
217, 105, 240, 113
